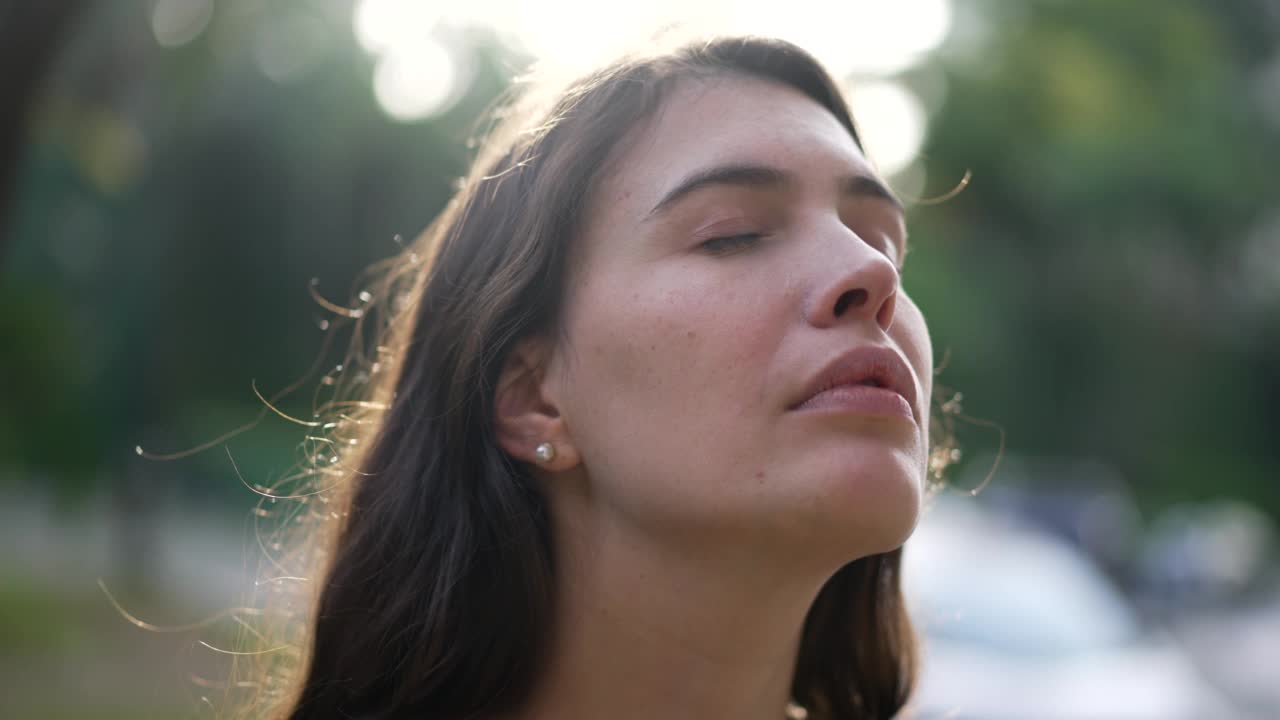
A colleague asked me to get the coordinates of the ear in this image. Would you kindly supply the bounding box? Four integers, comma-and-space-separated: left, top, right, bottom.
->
494, 336, 580, 471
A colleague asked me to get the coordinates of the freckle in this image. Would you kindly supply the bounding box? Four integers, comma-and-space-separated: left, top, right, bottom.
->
755, 471, 764, 480
686, 330, 695, 340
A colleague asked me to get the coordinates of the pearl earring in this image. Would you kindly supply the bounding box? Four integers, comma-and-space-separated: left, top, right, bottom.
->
534, 442, 555, 462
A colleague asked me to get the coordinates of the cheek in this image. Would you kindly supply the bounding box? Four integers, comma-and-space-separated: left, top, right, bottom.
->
892, 295, 933, 441
555, 262, 784, 503
566, 264, 776, 412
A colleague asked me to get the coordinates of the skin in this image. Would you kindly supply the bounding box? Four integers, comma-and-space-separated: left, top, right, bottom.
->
495, 74, 934, 720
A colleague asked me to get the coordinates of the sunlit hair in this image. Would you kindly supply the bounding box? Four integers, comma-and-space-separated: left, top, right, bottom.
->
231, 34, 961, 720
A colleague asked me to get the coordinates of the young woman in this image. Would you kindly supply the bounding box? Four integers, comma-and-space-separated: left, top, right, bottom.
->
272, 34, 941, 720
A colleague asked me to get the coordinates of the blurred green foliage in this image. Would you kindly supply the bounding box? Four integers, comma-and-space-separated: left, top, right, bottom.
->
905, 0, 1280, 516
1, 0, 1277, 525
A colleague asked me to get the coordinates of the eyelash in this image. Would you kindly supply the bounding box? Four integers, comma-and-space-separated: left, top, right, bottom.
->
697, 233, 766, 255
696, 231, 908, 276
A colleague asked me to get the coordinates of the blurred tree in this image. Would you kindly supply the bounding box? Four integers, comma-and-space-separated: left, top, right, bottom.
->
0, 0, 1276, 540
0, 0, 514, 586
908, 0, 1280, 516
0, 0, 88, 259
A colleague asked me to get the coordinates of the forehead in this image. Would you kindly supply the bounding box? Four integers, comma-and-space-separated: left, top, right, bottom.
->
591, 74, 874, 223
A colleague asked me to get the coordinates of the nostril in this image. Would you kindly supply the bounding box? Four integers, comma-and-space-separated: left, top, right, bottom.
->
877, 292, 896, 331
833, 288, 867, 317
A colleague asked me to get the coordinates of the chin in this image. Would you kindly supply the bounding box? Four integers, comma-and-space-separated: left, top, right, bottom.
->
852, 482, 921, 556
795, 456, 925, 564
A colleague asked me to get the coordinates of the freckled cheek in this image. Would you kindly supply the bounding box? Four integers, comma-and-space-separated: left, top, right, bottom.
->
654, 285, 779, 417
893, 296, 933, 414
572, 280, 769, 407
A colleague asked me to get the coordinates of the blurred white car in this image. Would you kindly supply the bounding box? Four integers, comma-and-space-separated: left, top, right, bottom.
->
901, 495, 1239, 720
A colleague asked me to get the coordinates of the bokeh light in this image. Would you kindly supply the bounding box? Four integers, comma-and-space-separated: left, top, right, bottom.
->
848, 80, 928, 177
253, 11, 328, 84
355, 0, 952, 175
372, 38, 461, 121
718, 0, 954, 78
151, 0, 214, 49
354, 0, 442, 55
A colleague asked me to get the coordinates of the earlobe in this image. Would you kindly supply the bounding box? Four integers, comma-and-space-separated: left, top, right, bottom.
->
493, 338, 580, 470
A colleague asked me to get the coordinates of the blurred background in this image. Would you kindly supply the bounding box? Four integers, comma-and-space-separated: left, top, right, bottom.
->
1, 0, 1277, 718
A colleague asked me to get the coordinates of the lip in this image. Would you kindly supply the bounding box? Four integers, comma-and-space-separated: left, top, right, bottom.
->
789, 345, 918, 423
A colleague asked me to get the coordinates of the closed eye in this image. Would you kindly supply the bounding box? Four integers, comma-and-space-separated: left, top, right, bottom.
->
698, 233, 766, 256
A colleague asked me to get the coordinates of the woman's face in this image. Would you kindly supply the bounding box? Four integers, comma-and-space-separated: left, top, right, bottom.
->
546, 75, 933, 568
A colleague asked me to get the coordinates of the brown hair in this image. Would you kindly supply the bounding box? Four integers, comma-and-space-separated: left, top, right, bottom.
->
266, 35, 921, 720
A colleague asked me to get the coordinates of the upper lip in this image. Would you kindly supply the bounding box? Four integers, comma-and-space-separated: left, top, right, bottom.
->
789, 345, 918, 419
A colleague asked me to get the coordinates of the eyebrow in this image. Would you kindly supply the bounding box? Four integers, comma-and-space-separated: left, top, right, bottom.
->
643, 161, 904, 220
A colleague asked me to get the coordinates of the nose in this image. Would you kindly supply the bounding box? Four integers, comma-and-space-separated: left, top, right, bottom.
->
802, 230, 899, 332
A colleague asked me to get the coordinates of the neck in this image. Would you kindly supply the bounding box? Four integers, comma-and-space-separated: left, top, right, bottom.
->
508, 489, 831, 720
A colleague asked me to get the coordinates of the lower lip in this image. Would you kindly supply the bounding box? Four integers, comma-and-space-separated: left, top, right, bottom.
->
793, 385, 914, 420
